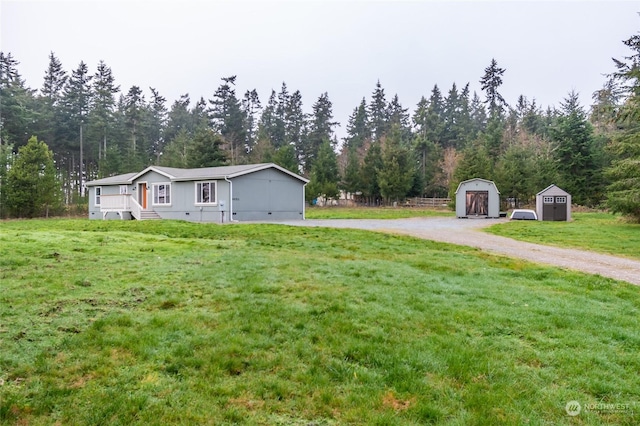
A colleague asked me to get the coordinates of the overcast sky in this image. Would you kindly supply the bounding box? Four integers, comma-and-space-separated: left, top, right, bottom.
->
2, 0, 639, 139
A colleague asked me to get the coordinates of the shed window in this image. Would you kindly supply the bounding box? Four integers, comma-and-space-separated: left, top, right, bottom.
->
95, 187, 102, 206
152, 183, 171, 205
556, 196, 567, 203
196, 181, 217, 205
543, 196, 554, 204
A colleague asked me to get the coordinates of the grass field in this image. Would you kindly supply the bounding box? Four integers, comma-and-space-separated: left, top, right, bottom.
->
485, 213, 640, 260
1, 219, 639, 425
306, 206, 454, 219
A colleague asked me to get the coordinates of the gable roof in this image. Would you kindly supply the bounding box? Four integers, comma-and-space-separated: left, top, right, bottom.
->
86, 163, 309, 187
85, 172, 137, 187
454, 178, 500, 194
536, 184, 570, 197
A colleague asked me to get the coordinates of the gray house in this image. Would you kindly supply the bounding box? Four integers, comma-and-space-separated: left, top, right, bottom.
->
86, 163, 309, 222
536, 184, 571, 221
455, 178, 501, 218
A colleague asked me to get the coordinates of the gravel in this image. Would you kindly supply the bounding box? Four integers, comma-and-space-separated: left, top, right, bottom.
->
275, 217, 640, 286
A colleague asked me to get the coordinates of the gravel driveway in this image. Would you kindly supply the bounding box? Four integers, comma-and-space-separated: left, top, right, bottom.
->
275, 217, 640, 286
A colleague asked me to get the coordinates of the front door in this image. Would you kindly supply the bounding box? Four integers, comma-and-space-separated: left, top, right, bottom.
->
138, 183, 147, 209
466, 191, 488, 216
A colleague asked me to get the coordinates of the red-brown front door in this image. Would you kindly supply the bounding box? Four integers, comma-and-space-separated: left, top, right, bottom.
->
139, 183, 147, 209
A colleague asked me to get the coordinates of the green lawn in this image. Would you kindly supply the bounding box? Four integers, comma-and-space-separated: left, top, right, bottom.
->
1, 219, 639, 425
485, 213, 640, 260
306, 206, 454, 219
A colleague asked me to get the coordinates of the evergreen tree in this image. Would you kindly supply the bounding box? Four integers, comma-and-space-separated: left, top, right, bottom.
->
378, 124, 414, 202
360, 141, 383, 204
0, 52, 37, 148
37, 52, 68, 153
480, 58, 508, 118
122, 85, 145, 167
90, 60, 119, 160
285, 89, 306, 165
306, 138, 340, 203
147, 88, 167, 164
369, 80, 389, 141
341, 145, 361, 196
241, 89, 262, 153
209, 76, 246, 164
606, 29, 640, 219
304, 92, 338, 173
551, 91, 601, 205
61, 61, 92, 196
344, 98, 370, 150
5, 136, 62, 217
187, 128, 228, 168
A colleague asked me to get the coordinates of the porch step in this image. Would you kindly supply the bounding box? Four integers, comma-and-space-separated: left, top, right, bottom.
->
138, 210, 161, 220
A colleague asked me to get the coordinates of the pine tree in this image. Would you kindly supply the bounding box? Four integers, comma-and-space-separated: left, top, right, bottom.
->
241, 89, 262, 153
344, 98, 370, 150
147, 88, 167, 164
551, 91, 601, 205
187, 128, 228, 168
304, 92, 338, 173
0, 52, 37, 148
61, 61, 92, 196
378, 124, 414, 202
480, 58, 508, 119
306, 138, 340, 203
5, 136, 62, 217
369, 80, 389, 141
209, 76, 246, 164
606, 28, 640, 219
90, 60, 119, 160
360, 141, 383, 205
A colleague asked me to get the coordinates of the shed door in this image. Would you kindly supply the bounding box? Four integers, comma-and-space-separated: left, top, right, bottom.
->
542, 196, 566, 221
466, 191, 488, 216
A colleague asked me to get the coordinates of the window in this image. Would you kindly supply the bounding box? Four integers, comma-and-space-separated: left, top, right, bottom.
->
543, 196, 554, 204
95, 187, 102, 206
119, 185, 128, 194
196, 181, 217, 205
153, 183, 171, 205
556, 196, 567, 204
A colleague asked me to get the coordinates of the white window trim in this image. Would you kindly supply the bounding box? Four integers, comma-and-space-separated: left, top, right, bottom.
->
556, 196, 567, 203
119, 185, 128, 195
152, 182, 172, 206
195, 181, 218, 206
543, 196, 554, 204
95, 186, 102, 206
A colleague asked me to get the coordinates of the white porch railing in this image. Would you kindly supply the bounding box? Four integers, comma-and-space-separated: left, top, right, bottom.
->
100, 194, 132, 211
99, 194, 144, 220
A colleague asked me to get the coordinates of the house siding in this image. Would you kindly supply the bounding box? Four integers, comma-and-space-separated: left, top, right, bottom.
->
232, 168, 305, 221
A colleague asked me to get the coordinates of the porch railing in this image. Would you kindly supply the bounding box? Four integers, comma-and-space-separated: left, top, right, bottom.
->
99, 194, 144, 220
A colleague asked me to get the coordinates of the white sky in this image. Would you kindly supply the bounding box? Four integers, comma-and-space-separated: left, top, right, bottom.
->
1, 0, 639, 139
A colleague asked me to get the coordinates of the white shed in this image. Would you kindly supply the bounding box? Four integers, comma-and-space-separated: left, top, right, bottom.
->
455, 178, 501, 218
536, 184, 571, 221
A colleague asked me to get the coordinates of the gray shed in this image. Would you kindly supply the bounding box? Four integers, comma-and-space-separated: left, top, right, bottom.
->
536, 184, 571, 221
455, 178, 501, 218
86, 163, 309, 222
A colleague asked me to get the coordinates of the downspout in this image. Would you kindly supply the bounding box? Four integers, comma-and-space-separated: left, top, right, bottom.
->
225, 176, 233, 222
303, 182, 308, 220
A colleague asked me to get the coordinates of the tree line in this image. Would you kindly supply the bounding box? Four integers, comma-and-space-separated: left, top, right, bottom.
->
1, 25, 639, 219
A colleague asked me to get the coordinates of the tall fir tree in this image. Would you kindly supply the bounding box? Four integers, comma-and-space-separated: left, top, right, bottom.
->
369, 80, 389, 141
606, 28, 640, 219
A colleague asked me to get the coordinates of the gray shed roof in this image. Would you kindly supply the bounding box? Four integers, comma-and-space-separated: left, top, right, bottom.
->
454, 178, 500, 194
536, 184, 570, 196
86, 163, 309, 186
